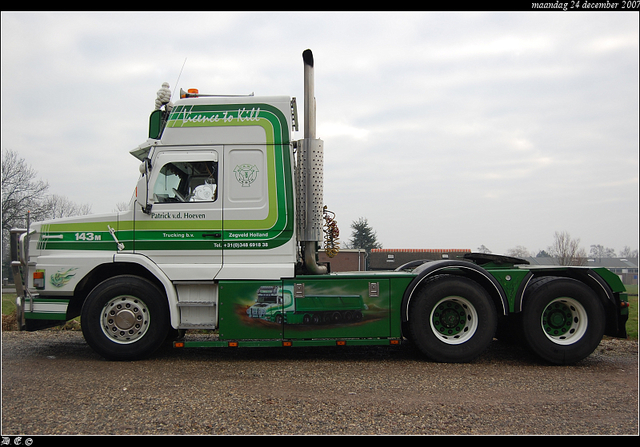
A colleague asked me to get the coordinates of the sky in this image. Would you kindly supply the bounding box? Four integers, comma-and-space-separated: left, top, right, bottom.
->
1, 11, 638, 256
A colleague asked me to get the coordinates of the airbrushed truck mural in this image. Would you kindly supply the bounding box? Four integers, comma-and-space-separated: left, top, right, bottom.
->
247, 284, 367, 325
215, 277, 395, 342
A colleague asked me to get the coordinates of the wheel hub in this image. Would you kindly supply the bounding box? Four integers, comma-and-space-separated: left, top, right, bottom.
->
114, 309, 137, 330
430, 296, 478, 345
544, 304, 573, 335
436, 303, 465, 333
540, 297, 587, 345
101, 295, 150, 344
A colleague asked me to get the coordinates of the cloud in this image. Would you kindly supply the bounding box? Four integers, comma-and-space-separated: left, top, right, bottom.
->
2, 11, 638, 255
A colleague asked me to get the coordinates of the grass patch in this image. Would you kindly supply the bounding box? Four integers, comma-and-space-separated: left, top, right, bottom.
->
2, 293, 17, 315
2, 292, 80, 332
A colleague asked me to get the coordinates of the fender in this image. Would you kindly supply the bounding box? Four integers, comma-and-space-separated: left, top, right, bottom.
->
401, 259, 509, 322
515, 268, 617, 310
513, 270, 535, 313
113, 253, 180, 329
515, 267, 624, 338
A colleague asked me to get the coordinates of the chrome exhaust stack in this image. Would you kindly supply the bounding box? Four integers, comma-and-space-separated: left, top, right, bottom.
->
296, 49, 327, 275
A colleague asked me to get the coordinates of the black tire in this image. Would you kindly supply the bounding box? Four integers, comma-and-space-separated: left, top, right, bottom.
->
81, 275, 170, 361
521, 277, 605, 365
408, 275, 497, 363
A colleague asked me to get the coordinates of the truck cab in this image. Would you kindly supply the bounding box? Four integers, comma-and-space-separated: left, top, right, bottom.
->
129, 93, 297, 282
11, 92, 299, 336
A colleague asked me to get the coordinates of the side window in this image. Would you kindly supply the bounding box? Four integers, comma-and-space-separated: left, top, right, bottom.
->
153, 160, 218, 203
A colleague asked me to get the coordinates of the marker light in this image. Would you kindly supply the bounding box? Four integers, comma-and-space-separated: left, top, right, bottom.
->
180, 88, 199, 99
33, 271, 45, 289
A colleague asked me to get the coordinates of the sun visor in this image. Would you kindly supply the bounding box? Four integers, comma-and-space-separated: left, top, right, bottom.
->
130, 139, 161, 161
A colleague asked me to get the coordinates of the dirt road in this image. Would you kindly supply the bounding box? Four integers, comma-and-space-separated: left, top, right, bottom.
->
2, 331, 638, 435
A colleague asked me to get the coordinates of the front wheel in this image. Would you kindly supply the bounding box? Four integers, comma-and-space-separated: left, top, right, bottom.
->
521, 277, 605, 365
408, 275, 497, 363
81, 275, 170, 361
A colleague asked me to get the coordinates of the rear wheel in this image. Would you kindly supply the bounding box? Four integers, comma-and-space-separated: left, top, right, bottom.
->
81, 275, 170, 361
521, 277, 605, 365
408, 275, 497, 363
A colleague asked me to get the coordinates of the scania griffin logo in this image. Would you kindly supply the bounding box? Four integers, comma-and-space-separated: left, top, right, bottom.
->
233, 164, 259, 187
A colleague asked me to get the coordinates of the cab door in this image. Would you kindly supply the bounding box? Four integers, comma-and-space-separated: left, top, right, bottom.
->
133, 148, 223, 280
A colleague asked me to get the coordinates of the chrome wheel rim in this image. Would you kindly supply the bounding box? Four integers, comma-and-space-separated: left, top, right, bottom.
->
100, 295, 150, 344
430, 296, 478, 345
541, 297, 588, 345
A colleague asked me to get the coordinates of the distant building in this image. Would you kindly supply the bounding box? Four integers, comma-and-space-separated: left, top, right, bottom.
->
318, 249, 368, 272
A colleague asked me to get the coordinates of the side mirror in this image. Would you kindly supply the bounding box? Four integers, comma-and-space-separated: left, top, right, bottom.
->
149, 110, 164, 140
136, 159, 153, 214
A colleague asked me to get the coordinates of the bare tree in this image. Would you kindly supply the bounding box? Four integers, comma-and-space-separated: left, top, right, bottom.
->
1, 149, 50, 231
619, 246, 638, 259
548, 231, 587, 266
477, 245, 491, 254
589, 244, 616, 261
506, 245, 531, 258
2, 149, 92, 279
114, 202, 130, 212
43, 194, 92, 219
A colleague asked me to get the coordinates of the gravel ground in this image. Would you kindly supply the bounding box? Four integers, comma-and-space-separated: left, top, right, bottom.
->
2, 330, 638, 436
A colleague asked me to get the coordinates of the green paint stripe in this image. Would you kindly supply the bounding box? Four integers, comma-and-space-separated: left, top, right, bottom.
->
25, 313, 68, 320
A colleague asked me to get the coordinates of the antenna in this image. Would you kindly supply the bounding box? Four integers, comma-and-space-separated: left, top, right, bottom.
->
171, 58, 187, 101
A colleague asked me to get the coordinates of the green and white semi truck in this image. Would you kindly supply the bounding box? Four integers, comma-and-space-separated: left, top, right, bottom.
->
10, 50, 629, 364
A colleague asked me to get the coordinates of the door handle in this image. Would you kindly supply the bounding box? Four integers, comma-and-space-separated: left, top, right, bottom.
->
202, 233, 222, 238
